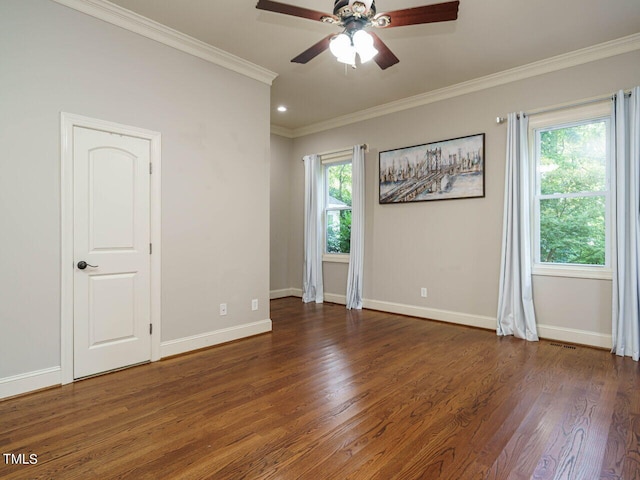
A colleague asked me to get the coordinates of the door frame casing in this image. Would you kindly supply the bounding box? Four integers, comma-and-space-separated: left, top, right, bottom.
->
60, 112, 162, 384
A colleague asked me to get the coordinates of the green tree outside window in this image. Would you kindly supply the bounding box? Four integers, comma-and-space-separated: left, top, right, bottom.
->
537, 120, 607, 265
325, 162, 352, 254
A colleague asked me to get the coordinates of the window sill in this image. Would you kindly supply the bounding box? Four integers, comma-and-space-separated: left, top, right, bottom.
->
323, 254, 350, 264
532, 264, 612, 280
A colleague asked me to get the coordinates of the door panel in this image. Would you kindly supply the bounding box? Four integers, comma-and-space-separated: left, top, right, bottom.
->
89, 273, 136, 346
73, 127, 151, 379
90, 148, 136, 250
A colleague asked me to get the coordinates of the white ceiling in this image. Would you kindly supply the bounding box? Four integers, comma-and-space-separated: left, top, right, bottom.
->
107, 0, 640, 131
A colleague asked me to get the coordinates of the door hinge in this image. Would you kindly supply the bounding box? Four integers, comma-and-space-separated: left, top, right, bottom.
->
149, 243, 152, 254
150, 323, 153, 335
149, 162, 153, 174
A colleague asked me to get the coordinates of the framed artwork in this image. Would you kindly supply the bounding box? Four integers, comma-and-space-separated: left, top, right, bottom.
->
379, 133, 485, 203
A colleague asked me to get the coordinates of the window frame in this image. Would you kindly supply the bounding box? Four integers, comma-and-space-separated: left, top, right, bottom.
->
321, 152, 353, 263
528, 102, 613, 280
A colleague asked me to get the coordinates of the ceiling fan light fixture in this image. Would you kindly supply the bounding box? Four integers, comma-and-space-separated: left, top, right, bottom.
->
336, 47, 357, 65
357, 45, 378, 63
353, 29, 378, 63
330, 33, 356, 64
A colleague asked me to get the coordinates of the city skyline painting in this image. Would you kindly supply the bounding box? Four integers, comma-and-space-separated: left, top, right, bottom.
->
379, 133, 485, 204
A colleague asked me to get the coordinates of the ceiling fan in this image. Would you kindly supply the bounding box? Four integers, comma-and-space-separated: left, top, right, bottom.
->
256, 0, 460, 69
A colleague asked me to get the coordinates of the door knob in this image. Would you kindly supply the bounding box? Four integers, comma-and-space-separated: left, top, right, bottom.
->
77, 261, 98, 270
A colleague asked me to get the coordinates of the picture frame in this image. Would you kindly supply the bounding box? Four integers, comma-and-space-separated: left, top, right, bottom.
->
379, 133, 485, 204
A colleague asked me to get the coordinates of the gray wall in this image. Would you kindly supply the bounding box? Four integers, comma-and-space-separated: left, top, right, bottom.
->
271, 50, 640, 346
0, 0, 271, 380
270, 134, 292, 293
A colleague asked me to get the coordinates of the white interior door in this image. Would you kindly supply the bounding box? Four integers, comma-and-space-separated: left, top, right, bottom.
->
73, 126, 151, 379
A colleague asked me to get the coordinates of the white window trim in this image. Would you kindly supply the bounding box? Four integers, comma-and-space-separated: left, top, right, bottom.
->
322, 152, 352, 263
533, 264, 612, 280
323, 253, 350, 263
528, 102, 613, 280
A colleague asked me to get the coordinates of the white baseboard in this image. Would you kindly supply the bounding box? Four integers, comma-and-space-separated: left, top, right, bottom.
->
277, 289, 494, 328
324, 293, 346, 305
0, 367, 61, 400
363, 298, 497, 330
270, 288, 296, 299
273, 289, 494, 328
270, 288, 303, 299
270, 289, 346, 305
160, 319, 273, 358
537, 323, 612, 349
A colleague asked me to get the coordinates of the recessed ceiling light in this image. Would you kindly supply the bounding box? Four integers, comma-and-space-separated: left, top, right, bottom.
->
277, 105, 287, 112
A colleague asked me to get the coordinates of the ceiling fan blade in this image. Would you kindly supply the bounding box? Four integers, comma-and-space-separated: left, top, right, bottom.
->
369, 32, 399, 70
291, 34, 334, 64
375, 0, 459, 28
256, 0, 336, 23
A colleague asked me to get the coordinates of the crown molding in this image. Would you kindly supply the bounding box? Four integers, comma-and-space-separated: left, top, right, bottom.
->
286, 32, 640, 138
270, 125, 295, 138
50, 0, 278, 86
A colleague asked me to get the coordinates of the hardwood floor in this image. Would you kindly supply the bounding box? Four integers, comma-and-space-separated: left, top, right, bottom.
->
2, 297, 640, 479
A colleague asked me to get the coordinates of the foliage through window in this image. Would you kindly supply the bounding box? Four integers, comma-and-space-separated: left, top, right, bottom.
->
325, 161, 352, 255
532, 106, 611, 271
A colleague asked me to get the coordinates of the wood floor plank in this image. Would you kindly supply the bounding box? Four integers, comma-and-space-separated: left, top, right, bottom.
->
1, 298, 640, 479
600, 357, 640, 479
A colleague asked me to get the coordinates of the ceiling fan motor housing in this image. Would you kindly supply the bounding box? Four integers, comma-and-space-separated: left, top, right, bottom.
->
333, 0, 376, 19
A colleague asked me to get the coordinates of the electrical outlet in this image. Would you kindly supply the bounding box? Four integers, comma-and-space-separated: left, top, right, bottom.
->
251, 299, 258, 311
421, 287, 427, 298
220, 303, 227, 316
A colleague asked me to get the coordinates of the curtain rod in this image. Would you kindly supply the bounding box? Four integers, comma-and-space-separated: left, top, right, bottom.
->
496, 89, 632, 124
302, 143, 369, 160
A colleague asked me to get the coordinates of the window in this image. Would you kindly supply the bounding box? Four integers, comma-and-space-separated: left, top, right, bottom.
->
530, 103, 612, 278
323, 156, 352, 260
